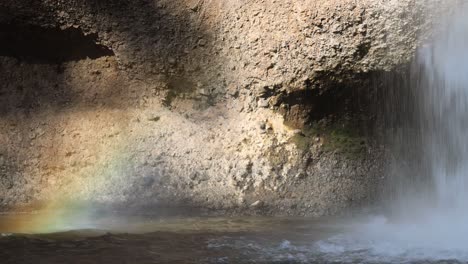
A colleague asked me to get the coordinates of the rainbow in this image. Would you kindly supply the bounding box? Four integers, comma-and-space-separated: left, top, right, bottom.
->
3, 108, 134, 234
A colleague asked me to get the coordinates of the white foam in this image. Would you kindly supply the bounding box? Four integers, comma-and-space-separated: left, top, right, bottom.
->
314, 215, 468, 263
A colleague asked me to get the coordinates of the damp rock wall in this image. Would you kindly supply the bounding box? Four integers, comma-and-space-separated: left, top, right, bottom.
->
0, 0, 447, 215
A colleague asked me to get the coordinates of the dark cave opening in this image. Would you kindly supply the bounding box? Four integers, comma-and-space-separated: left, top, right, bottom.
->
278, 73, 380, 131
274, 69, 412, 156
0, 23, 114, 63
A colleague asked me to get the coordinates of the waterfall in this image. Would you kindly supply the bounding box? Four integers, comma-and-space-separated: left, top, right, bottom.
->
314, 4, 468, 262
388, 3, 468, 219
419, 7, 468, 213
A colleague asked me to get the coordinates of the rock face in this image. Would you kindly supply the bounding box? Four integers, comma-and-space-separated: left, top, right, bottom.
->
0, 0, 445, 216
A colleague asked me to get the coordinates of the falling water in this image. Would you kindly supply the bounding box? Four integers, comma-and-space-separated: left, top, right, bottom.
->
389, 3, 468, 223
417, 7, 468, 215
312, 4, 468, 263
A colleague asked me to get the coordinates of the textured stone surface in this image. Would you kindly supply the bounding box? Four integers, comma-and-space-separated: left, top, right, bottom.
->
0, 0, 447, 215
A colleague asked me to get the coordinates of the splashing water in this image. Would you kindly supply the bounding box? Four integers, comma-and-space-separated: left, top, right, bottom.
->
314, 4, 468, 263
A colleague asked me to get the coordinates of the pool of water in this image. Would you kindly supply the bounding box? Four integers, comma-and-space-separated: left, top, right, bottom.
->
0, 213, 466, 264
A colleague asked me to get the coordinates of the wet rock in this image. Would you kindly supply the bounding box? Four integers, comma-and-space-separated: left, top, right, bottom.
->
0, 0, 417, 217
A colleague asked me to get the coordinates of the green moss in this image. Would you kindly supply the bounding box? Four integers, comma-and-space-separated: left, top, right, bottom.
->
322, 126, 367, 157
287, 121, 367, 158
290, 133, 311, 152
